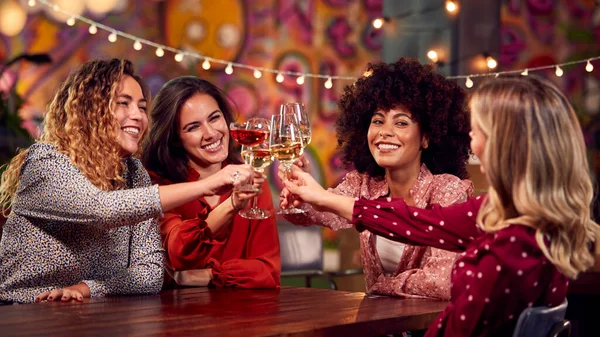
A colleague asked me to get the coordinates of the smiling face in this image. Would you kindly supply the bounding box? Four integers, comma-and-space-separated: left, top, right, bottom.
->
367, 107, 427, 171
178, 93, 229, 173
114, 75, 148, 157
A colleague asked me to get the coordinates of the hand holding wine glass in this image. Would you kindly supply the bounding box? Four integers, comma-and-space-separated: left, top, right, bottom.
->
231, 117, 273, 219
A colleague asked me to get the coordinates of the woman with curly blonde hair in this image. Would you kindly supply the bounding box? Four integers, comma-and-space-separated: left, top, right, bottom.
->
0, 59, 254, 304
283, 74, 599, 336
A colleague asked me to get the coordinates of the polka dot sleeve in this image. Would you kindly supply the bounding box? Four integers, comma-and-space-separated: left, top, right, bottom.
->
352, 196, 485, 251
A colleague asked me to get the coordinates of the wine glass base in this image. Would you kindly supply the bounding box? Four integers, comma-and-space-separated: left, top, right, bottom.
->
239, 208, 272, 220
277, 208, 306, 215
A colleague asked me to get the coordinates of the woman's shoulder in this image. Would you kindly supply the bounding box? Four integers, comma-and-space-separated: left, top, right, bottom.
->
23, 143, 72, 171
427, 171, 474, 205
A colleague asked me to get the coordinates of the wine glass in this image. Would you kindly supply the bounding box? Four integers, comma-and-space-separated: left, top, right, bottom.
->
286, 102, 311, 148
229, 117, 270, 193
239, 138, 273, 219
271, 105, 306, 214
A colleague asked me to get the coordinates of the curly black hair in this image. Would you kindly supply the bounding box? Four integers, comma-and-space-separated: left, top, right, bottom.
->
336, 57, 471, 179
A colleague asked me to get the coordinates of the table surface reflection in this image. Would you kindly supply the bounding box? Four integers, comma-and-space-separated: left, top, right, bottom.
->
0, 286, 448, 337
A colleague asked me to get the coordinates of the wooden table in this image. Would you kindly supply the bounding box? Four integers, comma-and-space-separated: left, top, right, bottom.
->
0, 286, 448, 337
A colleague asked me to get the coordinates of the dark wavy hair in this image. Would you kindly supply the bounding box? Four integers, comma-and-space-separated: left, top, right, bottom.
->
336, 57, 471, 179
142, 76, 242, 183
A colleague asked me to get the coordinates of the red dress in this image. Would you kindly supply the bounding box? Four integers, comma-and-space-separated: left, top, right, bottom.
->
352, 195, 569, 337
150, 169, 281, 289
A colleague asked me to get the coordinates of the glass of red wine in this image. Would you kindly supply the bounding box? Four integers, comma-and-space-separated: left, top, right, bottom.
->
230, 117, 270, 193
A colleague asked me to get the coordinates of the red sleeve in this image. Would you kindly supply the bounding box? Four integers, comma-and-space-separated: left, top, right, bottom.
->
353, 195, 486, 251
160, 205, 226, 271
208, 183, 281, 288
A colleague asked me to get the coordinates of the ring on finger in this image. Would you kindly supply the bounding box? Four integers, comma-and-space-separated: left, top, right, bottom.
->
231, 170, 241, 184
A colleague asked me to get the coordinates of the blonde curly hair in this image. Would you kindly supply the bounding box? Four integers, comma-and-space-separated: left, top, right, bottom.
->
471, 75, 599, 279
0, 59, 150, 216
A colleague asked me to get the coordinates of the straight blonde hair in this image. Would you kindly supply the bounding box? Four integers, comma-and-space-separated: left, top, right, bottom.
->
471, 75, 599, 279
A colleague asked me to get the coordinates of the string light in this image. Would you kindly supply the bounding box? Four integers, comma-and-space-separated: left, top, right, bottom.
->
66, 17, 76, 26
465, 77, 473, 88
253, 69, 262, 79
372, 18, 384, 29
555, 65, 563, 77
88, 24, 97, 35
427, 50, 439, 63
155, 47, 164, 57
28, 0, 600, 86
446, 1, 457, 13
225, 63, 234, 75
202, 59, 211, 70
586, 61, 594, 73
324, 77, 333, 89
486, 56, 497, 69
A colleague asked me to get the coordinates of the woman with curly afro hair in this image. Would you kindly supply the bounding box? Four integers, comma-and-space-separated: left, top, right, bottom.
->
281, 57, 473, 301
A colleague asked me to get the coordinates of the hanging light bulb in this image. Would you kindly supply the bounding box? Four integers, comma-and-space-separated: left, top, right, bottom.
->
486, 56, 497, 69
253, 69, 262, 79
427, 50, 439, 63
555, 65, 563, 77
586, 61, 594, 73
108, 32, 117, 42
133, 40, 142, 51
324, 77, 333, 89
88, 24, 98, 35
202, 59, 211, 70
372, 18, 384, 30
155, 47, 164, 57
225, 63, 234, 75
446, 1, 457, 13
465, 77, 474, 88
66, 17, 76, 26
276, 73, 284, 83
28, 0, 36, 7
521, 69, 528, 76
174, 53, 184, 62
296, 75, 305, 85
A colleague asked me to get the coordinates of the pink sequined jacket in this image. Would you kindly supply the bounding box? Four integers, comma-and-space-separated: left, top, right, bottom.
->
285, 164, 473, 300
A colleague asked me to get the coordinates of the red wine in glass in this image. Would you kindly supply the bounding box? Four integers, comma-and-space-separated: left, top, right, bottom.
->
230, 129, 269, 147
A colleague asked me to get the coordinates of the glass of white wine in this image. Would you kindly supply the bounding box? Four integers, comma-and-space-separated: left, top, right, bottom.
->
239, 137, 273, 219
285, 102, 311, 148
270, 105, 306, 215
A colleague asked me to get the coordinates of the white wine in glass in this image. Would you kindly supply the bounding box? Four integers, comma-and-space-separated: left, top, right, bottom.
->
285, 102, 311, 148
239, 141, 273, 220
270, 106, 306, 214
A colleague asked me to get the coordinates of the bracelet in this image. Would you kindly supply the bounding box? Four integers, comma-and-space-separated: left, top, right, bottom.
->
231, 195, 243, 211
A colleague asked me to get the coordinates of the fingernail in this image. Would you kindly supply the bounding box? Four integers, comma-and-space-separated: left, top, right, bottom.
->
48, 296, 53, 301
62, 296, 67, 300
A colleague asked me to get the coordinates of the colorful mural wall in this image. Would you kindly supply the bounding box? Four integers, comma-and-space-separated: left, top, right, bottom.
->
0, 0, 383, 198
500, 0, 600, 209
